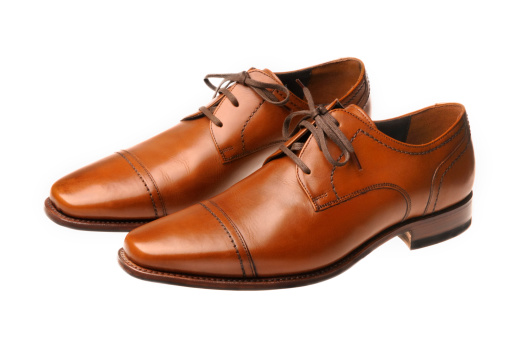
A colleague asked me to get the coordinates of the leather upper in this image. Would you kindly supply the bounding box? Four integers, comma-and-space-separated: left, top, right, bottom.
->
124, 103, 475, 277
50, 58, 369, 220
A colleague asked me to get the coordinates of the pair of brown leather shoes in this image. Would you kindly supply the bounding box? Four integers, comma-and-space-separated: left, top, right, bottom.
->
45, 57, 475, 290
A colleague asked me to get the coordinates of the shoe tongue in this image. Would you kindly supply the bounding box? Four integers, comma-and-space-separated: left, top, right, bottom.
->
248, 67, 284, 85
339, 104, 377, 129
247, 67, 308, 110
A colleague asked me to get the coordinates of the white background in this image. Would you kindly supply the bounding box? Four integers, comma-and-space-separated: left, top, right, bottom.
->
1, 1, 506, 336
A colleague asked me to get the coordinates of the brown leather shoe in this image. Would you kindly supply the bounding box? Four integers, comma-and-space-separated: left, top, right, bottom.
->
119, 87, 474, 290
45, 58, 370, 230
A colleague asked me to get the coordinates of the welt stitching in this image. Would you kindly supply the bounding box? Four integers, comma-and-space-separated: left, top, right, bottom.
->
199, 202, 246, 277
121, 189, 423, 282
116, 152, 158, 217
432, 139, 470, 213
120, 244, 364, 282
123, 150, 167, 217
241, 101, 265, 152
120, 191, 421, 283
120, 193, 410, 283
46, 198, 150, 224
209, 200, 257, 277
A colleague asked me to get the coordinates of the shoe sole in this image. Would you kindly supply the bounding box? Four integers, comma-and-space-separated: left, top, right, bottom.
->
44, 198, 151, 231
117, 192, 473, 290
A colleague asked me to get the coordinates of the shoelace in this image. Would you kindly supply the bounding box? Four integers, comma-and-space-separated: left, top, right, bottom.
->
199, 71, 290, 127
279, 80, 362, 174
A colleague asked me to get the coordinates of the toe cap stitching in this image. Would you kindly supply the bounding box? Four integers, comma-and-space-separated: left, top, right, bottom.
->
199, 202, 246, 277
208, 200, 257, 277
116, 152, 158, 218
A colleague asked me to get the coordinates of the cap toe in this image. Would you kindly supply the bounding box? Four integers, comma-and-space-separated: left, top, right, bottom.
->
50, 153, 159, 220
123, 203, 246, 277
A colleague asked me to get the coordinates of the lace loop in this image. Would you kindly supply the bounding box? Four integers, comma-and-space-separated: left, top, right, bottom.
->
199, 71, 290, 127
279, 81, 362, 174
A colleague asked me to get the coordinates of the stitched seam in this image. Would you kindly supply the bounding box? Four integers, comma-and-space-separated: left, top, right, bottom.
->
209, 84, 237, 160
212, 125, 284, 164
120, 246, 366, 283
241, 101, 265, 152
318, 183, 411, 221
119, 199, 470, 285
123, 150, 167, 217
210, 120, 226, 161
116, 152, 158, 217
209, 200, 257, 277
46, 198, 150, 225
423, 131, 467, 215
273, 89, 307, 111
119, 189, 414, 282
330, 130, 362, 201
304, 123, 462, 211
312, 193, 328, 201
223, 140, 285, 162
328, 123, 464, 201
359, 73, 371, 109
119, 195, 443, 281
339, 108, 466, 148
199, 203, 246, 277
295, 132, 317, 206
357, 125, 465, 155
432, 139, 470, 213
349, 106, 376, 129
344, 80, 365, 105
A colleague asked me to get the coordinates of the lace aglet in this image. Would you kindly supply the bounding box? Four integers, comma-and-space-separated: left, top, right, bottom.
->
351, 152, 363, 171
295, 79, 305, 89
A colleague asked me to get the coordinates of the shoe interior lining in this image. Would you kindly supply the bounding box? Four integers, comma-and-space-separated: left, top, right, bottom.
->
276, 59, 362, 105
374, 105, 465, 144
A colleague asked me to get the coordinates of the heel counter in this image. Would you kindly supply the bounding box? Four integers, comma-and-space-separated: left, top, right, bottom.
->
359, 70, 370, 113
343, 67, 370, 113
432, 113, 475, 212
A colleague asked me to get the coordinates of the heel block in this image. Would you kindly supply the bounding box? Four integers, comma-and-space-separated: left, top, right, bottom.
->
399, 192, 473, 250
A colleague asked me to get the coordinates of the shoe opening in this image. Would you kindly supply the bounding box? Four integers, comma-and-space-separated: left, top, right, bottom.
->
375, 104, 465, 145
275, 59, 364, 105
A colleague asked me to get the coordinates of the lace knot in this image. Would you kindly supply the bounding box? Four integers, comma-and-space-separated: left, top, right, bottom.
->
279, 81, 362, 174
237, 71, 249, 86
199, 70, 291, 127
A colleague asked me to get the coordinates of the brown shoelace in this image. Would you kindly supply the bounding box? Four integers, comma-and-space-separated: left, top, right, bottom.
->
199, 71, 290, 127
279, 80, 362, 174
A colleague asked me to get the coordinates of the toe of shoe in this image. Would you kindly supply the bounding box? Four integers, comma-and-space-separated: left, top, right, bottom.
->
123, 203, 247, 278
49, 153, 159, 220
